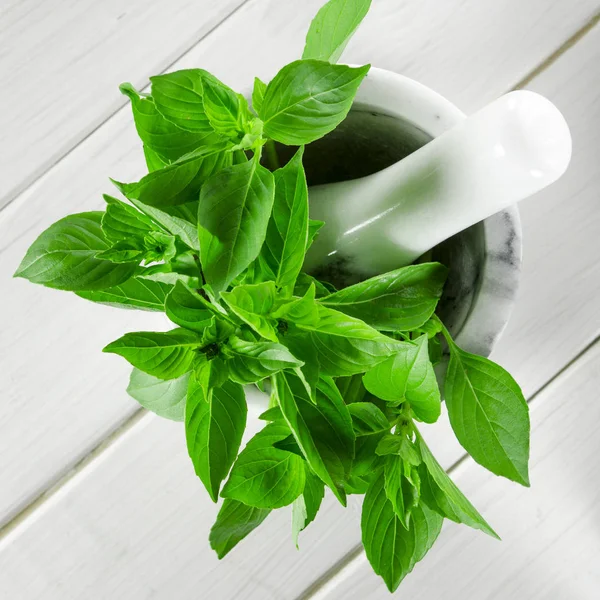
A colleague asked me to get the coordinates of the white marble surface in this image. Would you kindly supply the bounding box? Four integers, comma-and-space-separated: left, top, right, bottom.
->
0, 1, 599, 598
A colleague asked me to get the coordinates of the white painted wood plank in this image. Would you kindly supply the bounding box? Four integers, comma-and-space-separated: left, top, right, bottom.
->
1, 0, 598, 531
314, 341, 600, 600
2, 22, 599, 592
0, 395, 458, 599
491, 22, 600, 394
0, 1, 599, 596
169, 0, 600, 114
0, 0, 246, 208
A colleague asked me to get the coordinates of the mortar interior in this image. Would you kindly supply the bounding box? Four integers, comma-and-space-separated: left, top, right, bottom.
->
273, 108, 486, 337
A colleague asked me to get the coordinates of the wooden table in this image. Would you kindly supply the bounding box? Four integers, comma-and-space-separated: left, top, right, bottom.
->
1, 1, 599, 598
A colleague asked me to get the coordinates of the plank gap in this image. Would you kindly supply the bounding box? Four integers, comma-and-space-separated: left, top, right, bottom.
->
0, 409, 147, 543
296, 334, 600, 600
0, 0, 253, 217
512, 10, 600, 89
1, 1, 598, 588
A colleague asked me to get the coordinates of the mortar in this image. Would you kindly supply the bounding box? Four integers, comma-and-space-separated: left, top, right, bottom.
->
275, 67, 523, 358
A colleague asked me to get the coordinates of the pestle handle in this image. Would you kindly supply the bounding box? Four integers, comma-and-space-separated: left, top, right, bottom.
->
304, 90, 572, 277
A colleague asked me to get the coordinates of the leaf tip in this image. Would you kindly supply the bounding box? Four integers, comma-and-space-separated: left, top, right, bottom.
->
519, 471, 531, 488
383, 575, 401, 594
333, 486, 347, 507
109, 177, 126, 193
209, 538, 228, 560
102, 193, 119, 205
358, 63, 372, 76
102, 338, 122, 354
119, 82, 137, 101
205, 481, 220, 503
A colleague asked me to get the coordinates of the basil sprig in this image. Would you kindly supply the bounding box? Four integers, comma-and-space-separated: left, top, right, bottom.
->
14, 0, 530, 592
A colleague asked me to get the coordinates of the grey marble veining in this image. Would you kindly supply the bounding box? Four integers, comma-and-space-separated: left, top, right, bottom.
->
452, 205, 522, 357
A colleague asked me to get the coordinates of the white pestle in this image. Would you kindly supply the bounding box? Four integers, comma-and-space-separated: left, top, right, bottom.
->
304, 90, 572, 277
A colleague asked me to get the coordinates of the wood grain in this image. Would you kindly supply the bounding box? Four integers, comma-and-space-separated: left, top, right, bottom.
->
0, 1, 599, 597
0, 392, 463, 599
1, 0, 598, 531
310, 340, 600, 600
491, 21, 600, 396
0, 0, 246, 209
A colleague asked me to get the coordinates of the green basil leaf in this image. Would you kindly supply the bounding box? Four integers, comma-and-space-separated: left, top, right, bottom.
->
194, 357, 229, 390
209, 499, 271, 559
95, 241, 145, 264
363, 335, 441, 423
103, 328, 201, 380
119, 83, 213, 160
231, 254, 266, 287
186, 369, 247, 502
303, 0, 372, 63
232, 149, 249, 165
376, 436, 421, 466
260, 147, 309, 294
320, 263, 448, 331
273, 372, 354, 505
352, 434, 384, 479
412, 502, 444, 562
293, 358, 321, 404
418, 317, 443, 338
347, 402, 390, 436
444, 337, 530, 486
335, 373, 367, 404
314, 375, 356, 468
143, 145, 168, 172
201, 316, 236, 346
252, 77, 267, 114
259, 60, 370, 145
292, 469, 324, 547
224, 336, 303, 385
362, 474, 443, 592
301, 468, 325, 524
221, 421, 305, 508
232, 116, 264, 152
202, 76, 249, 139
76, 277, 172, 311
129, 201, 199, 250
137, 266, 198, 288
126, 368, 189, 420
273, 434, 304, 457
101, 194, 156, 243
113, 144, 230, 208
293, 272, 334, 298
273, 283, 318, 325
15, 212, 136, 291
344, 473, 373, 494
286, 304, 400, 376
221, 281, 279, 341
142, 231, 177, 263
272, 305, 320, 400
291, 496, 308, 549
198, 156, 275, 293
428, 334, 443, 366
258, 406, 284, 422
150, 69, 220, 135
416, 430, 498, 538
165, 280, 214, 332
307, 219, 325, 249
383, 457, 419, 529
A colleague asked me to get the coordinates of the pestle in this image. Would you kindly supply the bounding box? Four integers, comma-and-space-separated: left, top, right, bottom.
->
304, 90, 572, 278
